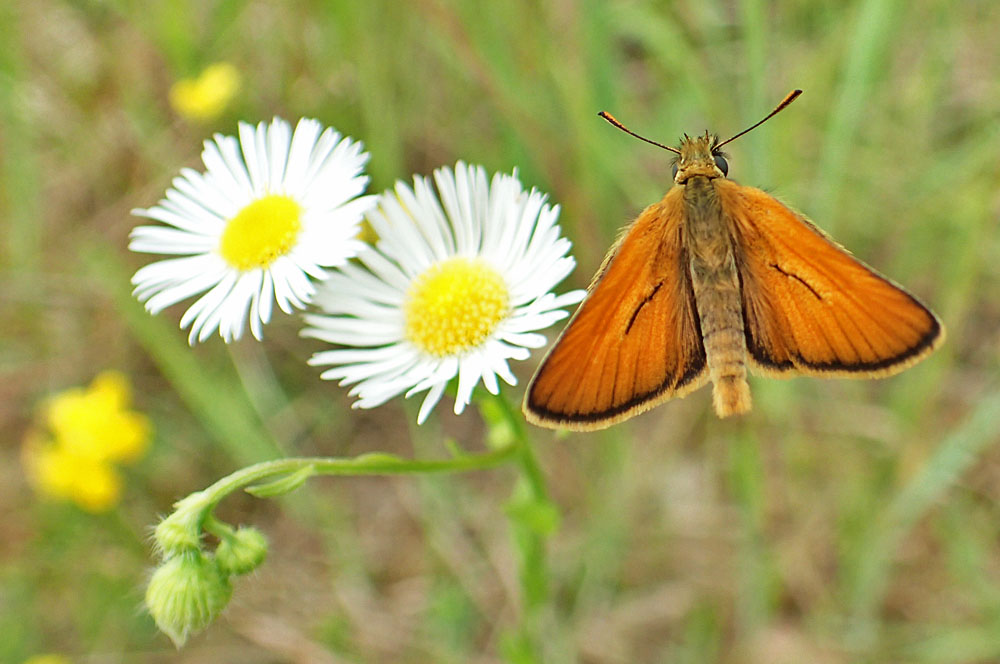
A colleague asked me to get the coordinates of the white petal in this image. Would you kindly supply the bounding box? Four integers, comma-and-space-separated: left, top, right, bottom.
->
416, 381, 448, 425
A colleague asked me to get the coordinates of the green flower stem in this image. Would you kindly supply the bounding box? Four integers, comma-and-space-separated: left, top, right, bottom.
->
489, 390, 548, 501
203, 514, 236, 540
149, 446, 529, 646
183, 445, 522, 521
489, 391, 554, 662
151, 398, 552, 653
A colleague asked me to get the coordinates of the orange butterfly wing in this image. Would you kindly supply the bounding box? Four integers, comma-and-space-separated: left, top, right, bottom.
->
523, 187, 708, 430
716, 180, 943, 377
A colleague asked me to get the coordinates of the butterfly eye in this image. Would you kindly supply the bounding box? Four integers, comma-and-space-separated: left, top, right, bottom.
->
671, 163, 679, 179
713, 154, 729, 176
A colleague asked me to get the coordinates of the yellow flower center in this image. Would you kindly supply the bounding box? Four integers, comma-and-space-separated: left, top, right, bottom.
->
219, 195, 302, 270
405, 257, 509, 357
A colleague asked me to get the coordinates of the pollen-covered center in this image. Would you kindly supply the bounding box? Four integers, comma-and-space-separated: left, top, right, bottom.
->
405, 257, 510, 357
219, 194, 302, 270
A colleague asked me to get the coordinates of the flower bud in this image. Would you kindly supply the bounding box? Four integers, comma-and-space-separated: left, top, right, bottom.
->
215, 526, 268, 576
152, 492, 209, 558
145, 551, 232, 647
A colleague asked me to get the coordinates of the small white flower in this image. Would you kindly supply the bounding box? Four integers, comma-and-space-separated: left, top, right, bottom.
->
303, 162, 585, 424
130, 117, 375, 343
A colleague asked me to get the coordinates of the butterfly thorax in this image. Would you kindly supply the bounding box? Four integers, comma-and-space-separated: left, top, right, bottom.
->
678, 131, 732, 277
677, 133, 752, 417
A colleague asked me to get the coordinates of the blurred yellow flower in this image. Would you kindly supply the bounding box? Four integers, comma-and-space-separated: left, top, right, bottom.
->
45, 370, 150, 463
169, 62, 241, 122
23, 371, 152, 513
22, 655, 71, 664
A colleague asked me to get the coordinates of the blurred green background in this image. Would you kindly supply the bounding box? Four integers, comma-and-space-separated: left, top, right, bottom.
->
2, 0, 1000, 662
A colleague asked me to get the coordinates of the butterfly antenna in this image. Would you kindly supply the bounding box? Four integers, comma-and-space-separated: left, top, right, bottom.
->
598, 111, 681, 154
716, 89, 802, 149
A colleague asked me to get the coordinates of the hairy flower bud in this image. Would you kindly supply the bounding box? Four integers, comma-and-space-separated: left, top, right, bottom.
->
152, 492, 210, 558
145, 551, 232, 647
216, 526, 268, 576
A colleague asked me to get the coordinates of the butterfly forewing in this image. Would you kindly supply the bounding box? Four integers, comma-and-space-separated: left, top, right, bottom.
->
524, 188, 708, 430
719, 181, 943, 376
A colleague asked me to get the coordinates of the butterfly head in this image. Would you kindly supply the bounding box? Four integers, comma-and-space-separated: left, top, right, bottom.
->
599, 90, 801, 188
672, 131, 729, 184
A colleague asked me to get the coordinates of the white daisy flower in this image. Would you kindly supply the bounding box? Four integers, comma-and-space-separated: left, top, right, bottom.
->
129, 117, 376, 343
302, 162, 586, 424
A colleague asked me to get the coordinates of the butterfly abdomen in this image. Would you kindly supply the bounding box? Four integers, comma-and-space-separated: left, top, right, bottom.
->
684, 177, 752, 417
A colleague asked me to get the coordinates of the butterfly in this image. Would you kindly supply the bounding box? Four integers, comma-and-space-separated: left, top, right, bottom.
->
523, 90, 943, 430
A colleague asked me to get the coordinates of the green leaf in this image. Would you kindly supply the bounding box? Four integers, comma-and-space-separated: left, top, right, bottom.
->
245, 465, 317, 498
350, 452, 406, 467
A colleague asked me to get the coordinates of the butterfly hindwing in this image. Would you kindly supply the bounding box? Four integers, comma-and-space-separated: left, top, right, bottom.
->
524, 187, 708, 430
717, 180, 943, 377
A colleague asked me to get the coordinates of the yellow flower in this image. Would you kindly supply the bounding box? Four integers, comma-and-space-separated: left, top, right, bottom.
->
169, 62, 241, 122
23, 371, 151, 512
45, 370, 151, 464
23, 432, 124, 513
22, 655, 71, 664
